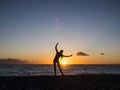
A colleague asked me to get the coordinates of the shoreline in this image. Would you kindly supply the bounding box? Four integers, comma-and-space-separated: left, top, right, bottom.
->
0, 74, 120, 90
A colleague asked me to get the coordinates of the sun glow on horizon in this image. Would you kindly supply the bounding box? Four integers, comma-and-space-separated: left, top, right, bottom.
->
61, 60, 67, 65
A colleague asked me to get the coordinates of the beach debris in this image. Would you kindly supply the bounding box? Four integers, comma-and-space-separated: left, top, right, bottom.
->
77, 52, 89, 56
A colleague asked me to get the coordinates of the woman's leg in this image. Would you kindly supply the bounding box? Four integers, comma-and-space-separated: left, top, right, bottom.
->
57, 61, 64, 76
54, 62, 56, 76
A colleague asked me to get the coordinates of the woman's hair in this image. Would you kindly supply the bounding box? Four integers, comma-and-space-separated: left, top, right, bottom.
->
60, 50, 63, 53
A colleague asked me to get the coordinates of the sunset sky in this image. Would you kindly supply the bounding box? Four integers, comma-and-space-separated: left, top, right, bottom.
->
0, 0, 120, 64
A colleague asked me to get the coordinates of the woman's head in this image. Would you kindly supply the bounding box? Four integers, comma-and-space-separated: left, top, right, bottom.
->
60, 50, 63, 53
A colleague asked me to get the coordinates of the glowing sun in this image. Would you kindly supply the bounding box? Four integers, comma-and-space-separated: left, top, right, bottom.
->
61, 61, 67, 65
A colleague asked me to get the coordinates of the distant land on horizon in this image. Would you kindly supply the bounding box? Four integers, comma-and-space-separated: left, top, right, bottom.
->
0, 58, 28, 64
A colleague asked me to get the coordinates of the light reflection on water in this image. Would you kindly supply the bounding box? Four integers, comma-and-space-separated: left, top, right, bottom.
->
0, 64, 120, 76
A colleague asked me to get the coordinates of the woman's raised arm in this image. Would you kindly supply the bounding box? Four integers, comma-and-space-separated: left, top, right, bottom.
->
55, 43, 59, 53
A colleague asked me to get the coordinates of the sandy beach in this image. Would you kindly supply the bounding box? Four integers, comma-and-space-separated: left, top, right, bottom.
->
0, 74, 120, 90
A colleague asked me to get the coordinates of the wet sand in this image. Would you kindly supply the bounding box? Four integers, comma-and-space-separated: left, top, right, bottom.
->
0, 74, 120, 90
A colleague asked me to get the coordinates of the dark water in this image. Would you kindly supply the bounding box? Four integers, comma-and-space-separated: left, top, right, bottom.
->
0, 64, 120, 76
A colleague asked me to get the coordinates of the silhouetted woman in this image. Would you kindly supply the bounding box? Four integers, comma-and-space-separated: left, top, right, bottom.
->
53, 43, 72, 76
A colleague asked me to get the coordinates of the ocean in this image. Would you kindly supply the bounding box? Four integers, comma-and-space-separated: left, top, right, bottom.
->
0, 64, 120, 76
